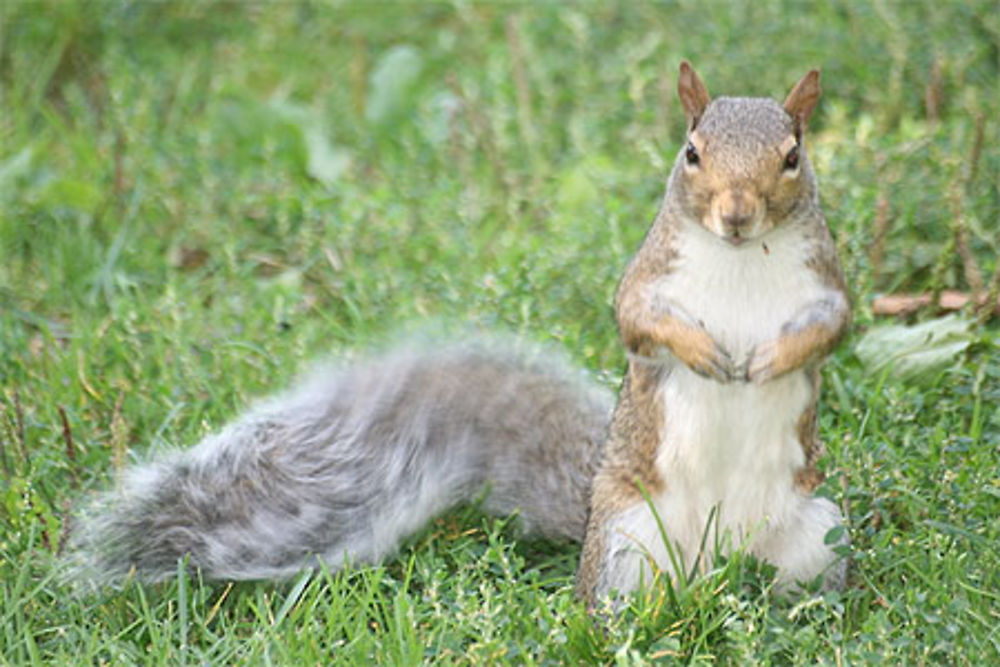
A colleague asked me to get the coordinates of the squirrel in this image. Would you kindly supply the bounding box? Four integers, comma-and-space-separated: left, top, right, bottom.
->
575, 62, 851, 605
66, 62, 851, 606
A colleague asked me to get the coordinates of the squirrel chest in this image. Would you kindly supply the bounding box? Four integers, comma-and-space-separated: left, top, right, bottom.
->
648, 218, 825, 361
641, 219, 825, 549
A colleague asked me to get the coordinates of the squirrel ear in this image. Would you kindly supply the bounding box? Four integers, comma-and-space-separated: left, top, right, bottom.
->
783, 70, 821, 136
677, 61, 711, 131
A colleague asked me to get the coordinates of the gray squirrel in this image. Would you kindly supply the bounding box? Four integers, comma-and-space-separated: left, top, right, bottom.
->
67, 63, 850, 605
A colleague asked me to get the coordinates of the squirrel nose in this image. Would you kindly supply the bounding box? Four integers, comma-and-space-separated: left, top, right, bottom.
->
722, 213, 752, 229
714, 187, 761, 235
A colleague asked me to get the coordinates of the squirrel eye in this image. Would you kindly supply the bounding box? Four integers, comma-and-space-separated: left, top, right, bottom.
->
685, 142, 700, 166
784, 145, 800, 171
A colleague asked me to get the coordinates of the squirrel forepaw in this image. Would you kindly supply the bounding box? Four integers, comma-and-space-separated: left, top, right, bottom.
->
746, 342, 780, 384
689, 339, 737, 383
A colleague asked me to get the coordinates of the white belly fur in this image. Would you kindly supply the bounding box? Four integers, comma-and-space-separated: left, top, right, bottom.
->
624, 220, 838, 583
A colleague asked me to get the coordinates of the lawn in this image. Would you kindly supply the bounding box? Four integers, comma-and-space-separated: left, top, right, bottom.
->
1, 1, 998, 663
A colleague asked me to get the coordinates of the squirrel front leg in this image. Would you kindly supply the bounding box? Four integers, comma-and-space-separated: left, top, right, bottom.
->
746, 291, 850, 384
617, 280, 736, 382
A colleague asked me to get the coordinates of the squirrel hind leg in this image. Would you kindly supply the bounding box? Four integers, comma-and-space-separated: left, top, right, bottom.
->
755, 496, 848, 593
577, 500, 689, 607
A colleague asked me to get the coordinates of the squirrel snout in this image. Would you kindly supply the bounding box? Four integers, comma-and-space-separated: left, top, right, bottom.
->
721, 212, 752, 229
709, 189, 763, 240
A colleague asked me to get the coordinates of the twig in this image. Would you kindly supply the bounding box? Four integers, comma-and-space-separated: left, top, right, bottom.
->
872, 290, 1000, 318
924, 57, 942, 124
948, 182, 985, 294
113, 126, 126, 211
111, 389, 127, 473
868, 192, 892, 282
58, 405, 79, 488
505, 16, 538, 156
981, 262, 1000, 325
13, 390, 27, 465
967, 113, 984, 185
0, 402, 12, 478
960, 112, 991, 323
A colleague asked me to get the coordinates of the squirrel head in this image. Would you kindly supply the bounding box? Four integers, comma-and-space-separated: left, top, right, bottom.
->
671, 62, 821, 246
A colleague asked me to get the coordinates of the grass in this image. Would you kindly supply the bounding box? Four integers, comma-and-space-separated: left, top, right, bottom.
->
1, 0, 998, 663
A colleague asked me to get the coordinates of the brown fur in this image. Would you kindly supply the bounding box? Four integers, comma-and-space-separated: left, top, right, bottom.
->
793, 367, 825, 494
677, 61, 711, 129
575, 363, 666, 601
783, 69, 821, 135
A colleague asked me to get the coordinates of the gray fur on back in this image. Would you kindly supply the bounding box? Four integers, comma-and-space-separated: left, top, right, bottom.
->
67, 337, 613, 585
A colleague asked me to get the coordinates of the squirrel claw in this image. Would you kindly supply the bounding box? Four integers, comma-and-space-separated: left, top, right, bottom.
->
693, 342, 736, 383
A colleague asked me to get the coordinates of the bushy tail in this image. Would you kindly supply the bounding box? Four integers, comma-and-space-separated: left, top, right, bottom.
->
66, 338, 613, 585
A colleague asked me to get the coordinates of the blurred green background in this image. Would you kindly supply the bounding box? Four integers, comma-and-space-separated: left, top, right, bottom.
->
3, 2, 996, 346
1, 1, 998, 663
